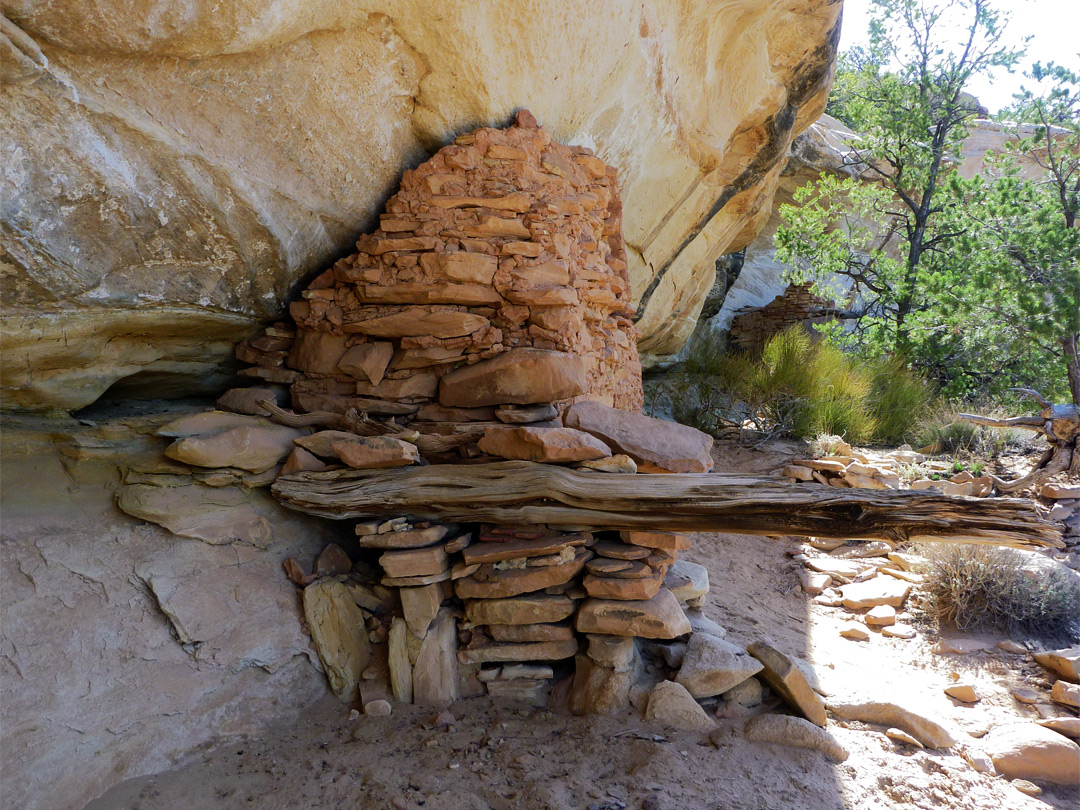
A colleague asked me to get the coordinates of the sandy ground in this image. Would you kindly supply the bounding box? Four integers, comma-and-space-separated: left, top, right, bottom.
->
83, 439, 1079, 810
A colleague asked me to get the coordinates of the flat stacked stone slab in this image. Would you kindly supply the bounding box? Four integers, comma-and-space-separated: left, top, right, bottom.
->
576, 589, 691, 639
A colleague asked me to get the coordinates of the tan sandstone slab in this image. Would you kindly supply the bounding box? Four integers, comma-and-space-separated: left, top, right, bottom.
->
586, 635, 639, 671
1052, 680, 1080, 708
388, 617, 413, 704
583, 568, 664, 601
825, 697, 955, 749
379, 545, 449, 579
620, 530, 691, 550
157, 410, 270, 438
412, 608, 459, 708
116, 483, 270, 546
337, 341, 394, 385
477, 426, 611, 463
332, 436, 419, 469
564, 400, 714, 473
458, 639, 579, 665
439, 347, 588, 407
575, 589, 690, 639
280, 447, 327, 475
676, 632, 763, 698
345, 309, 489, 339
981, 723, 1080, 785
645, 680, 715, 732
400, 583, 446, 639
461, 534, 587, 565
355, 524, 452, 550
287, 329, 348, 373
569, 653, 637, 716
454, 550, 588, 599
586, 558, 634, 575
577, 455, 638, 474
744, 715, 848, 763
495, 404, 559, 424
1033, 648, 1080, 683
294, 430, 363, 459
1038, 717, 1080, 739
464, 593, 577, 626
664, 559, 709, 603
303, 579, 372, 702
746, 641, 827, 727
165, 424, 305, 473
216, 386, 281, 416
839, 577, 911, 609
592, 541, 651, 561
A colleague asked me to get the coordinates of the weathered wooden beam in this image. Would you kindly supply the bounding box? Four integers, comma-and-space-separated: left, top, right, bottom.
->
272, 461, 1062, 549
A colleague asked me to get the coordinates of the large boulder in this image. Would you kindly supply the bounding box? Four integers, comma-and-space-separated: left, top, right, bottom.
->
564, 400, 714, 473
981, 723, 1080, 785
1, 0, 842, 410
676, 632, 763, 698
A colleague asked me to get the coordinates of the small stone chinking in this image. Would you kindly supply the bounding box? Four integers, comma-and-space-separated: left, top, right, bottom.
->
136, 110, 832, 737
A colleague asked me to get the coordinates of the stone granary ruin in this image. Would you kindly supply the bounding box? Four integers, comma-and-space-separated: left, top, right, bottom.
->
141, 113, 1059, 719
162, 111, 724, 714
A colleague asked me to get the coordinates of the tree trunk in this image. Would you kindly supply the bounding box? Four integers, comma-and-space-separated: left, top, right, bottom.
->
1062, 334, 1080, 406
271, 461, 1061, 549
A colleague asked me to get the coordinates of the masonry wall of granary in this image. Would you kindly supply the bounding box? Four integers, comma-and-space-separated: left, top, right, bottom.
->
236, 110, 643, 419
728, 283, 836, 353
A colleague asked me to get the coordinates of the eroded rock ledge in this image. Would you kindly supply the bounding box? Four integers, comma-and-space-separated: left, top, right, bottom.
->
1, 0, 841, 410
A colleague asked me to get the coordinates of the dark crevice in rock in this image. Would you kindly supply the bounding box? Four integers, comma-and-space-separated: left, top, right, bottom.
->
699, 250, 745, 321
634, 104, 799, 320
634, 14, 841, 327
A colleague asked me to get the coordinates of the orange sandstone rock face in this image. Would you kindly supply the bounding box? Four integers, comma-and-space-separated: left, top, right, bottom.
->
281, 111, 643, 416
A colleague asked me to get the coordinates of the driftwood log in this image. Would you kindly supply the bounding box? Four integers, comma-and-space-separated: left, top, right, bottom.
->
959, 388, 1080, 492
272, 461, 1062, 549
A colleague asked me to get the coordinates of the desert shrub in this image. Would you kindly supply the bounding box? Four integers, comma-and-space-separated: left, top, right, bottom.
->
867, 357, 936, 445
914, 403, 1032, 457
655, 326, 932, 445
919, 544, 1080, 643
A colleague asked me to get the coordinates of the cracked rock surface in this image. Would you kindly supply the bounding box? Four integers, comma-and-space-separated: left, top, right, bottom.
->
0, 412, 339, 810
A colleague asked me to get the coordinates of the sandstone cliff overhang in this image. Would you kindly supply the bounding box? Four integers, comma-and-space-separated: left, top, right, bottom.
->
0, 0, 842, 411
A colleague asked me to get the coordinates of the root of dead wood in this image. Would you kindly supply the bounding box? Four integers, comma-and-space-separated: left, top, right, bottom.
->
258, 399, 474, 455
958, 388, 1079, 493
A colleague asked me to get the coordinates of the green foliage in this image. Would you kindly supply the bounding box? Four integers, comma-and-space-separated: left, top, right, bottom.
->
661, 327, 932, 445
779, 0, 1079, 403
867, 356, 936, 444
940, 62, 1080, 403
920, 544, 1080, 643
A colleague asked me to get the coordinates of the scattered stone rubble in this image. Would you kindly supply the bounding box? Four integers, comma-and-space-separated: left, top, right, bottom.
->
780, 440, 994, 495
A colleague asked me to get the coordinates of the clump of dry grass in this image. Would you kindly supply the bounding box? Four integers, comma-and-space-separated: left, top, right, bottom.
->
919, 544, 1080, 643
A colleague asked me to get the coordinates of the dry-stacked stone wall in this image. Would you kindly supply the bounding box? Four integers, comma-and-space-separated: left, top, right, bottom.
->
239, 110, 643, 424
728, 283, 836, 353
147, 112, 826, 727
